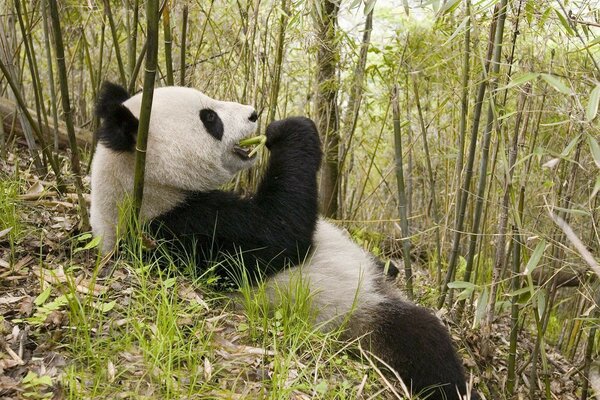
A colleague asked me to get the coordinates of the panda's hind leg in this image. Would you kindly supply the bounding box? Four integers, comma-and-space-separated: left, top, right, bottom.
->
355, 297, 474, 400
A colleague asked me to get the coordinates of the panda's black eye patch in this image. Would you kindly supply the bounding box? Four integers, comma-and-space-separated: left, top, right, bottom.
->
199, 108, 223, 141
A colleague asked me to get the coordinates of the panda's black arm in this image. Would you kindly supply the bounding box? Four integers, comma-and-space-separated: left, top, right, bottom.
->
151, 117, 321, 276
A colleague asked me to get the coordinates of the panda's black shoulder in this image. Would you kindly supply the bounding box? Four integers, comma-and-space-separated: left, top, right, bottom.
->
95, 82, 138, 152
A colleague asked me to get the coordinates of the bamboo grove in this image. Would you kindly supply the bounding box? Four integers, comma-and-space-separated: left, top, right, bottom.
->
0, 0, 599, 398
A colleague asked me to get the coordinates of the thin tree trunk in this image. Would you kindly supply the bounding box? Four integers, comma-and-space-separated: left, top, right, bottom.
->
314, 0, 340, 218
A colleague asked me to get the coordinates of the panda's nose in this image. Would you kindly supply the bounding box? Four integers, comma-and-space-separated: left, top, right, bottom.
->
248, 111, 258, 122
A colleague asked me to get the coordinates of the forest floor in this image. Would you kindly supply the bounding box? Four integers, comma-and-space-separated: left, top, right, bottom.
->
0, 145, 584, 399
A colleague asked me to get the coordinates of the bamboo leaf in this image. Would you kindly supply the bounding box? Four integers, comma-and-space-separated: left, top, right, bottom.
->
586, 85, 600, 122
447, 280, 476, 290
588, 134, 600, 168
537, 288, 547, 317
524, 240, 546, 275
591, 175, 600, 200
560, 134, 581, 158
498, 72, 538, 91
507, 287, 532, 297
550, 206, 590, 217
540, 73, 572, 95
473, 287, 488, 327
553, 8, 574, 36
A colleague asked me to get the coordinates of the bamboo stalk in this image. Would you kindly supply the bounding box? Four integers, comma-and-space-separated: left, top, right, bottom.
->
132, 0, 160, 217
485, 83, 530, 327
412, 79, 442, 286
179, 4, 188, 86
0, 16, 44, 172
103, 0, 127, 88
339, 5, 373, 219
15, 0, 48, 148
48, 0, 89, 229
128, 41, 148, 94
456, 0, 509, 320
266, 0, 288, 123
128, 0, 139, 79
40, 0, 59, 155
0, 59, 61, 180
506, 187, 524, 394
163, 0, 174, 86
453, 0, 471, 225
438, 6, 500, 308
392, 85, 413, 299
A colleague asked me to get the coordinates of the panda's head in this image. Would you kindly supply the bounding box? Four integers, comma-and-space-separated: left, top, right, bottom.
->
95, 82, 259, 192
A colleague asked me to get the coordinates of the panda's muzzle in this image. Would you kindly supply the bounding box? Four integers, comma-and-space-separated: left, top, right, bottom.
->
232, 145, 256, 160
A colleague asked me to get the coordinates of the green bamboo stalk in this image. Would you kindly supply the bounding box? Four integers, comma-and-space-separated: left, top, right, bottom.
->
132, 0, 160, 217
453, 0, 471, 217
456, 0, 509, 320
163, 0, 174, 86
0, 57, 61, 181
40, 0, 60, 155
128, 41, 148, 94
0, 14, 44, 171
392, 85, 413, 299
412, 79, 442, 286
338, 5, 373, 219
506, 187, 524, 394
15, 0, 50, 170
485, 82, 530, 327
103, 0, 127, 88
127, 0, 139, 78
314, 0, 340, 218
48, 0, 89, 229
438, 7, 499, 308
179, 4, 188, 86
266, 0, 289, 124
581, 288, 600, 400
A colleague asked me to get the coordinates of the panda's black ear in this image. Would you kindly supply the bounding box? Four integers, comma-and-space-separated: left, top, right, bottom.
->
95, 81, 138, 152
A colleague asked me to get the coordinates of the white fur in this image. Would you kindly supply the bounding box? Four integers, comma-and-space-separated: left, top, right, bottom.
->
268, 219, 387, 329
90, 87, 257, 253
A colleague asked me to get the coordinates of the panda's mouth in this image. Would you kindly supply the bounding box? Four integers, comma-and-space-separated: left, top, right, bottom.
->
232, 144, 256, 160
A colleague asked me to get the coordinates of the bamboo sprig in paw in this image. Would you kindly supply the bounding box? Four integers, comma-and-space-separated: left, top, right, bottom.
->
238, 135, 266, 158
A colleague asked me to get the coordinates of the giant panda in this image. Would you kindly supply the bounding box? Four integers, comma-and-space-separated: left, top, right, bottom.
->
90, 81, 477, 400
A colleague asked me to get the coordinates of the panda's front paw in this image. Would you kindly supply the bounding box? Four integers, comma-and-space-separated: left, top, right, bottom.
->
265, 117, 320, 150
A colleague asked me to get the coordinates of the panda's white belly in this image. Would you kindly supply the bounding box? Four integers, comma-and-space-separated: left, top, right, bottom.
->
267, 219, 386, 327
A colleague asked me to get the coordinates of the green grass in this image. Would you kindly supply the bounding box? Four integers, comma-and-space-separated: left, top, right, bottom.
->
0, 175, 25, 258
55, 231, 389, 399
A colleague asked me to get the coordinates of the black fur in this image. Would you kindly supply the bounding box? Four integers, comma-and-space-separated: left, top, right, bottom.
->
367, 300, 477, 400
199, 108, 224, 140
150, 117, 322, 282
95, 82, 138, 152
